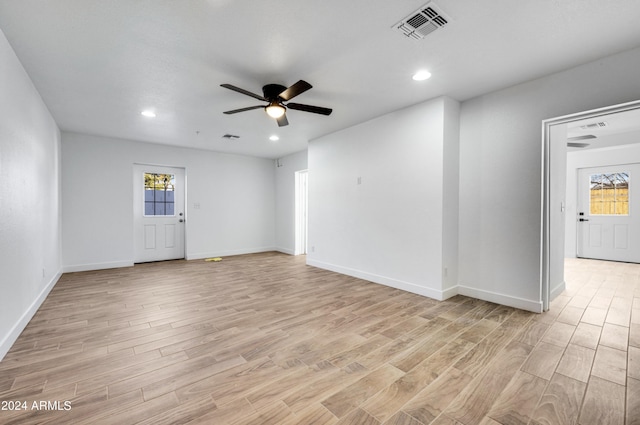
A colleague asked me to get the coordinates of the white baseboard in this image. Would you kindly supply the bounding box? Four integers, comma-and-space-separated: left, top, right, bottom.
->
0, 270, 62, 361
441, 284, 460, 300
63, 248, 280, 271
458, 284, 543, 313
275, 247, 295, 255
186, 246, 277, 261
306, 259, 453, 301
63, 261, 133, 273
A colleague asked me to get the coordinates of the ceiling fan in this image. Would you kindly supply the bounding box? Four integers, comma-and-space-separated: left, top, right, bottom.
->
220, 80, 332, 127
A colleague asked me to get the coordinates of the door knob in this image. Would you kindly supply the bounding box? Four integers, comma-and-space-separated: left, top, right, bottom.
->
579, 218, 589, 222
179, 219, 184, 223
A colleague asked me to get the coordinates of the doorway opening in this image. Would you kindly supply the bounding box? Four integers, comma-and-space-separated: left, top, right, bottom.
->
542, 99, 640, 311
295, 170, 308, 256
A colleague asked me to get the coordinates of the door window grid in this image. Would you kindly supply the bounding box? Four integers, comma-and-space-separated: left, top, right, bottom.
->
589, 172, 629, 215
144, 173, 175, 216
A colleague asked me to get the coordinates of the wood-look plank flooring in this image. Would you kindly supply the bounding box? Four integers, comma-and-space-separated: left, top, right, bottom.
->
1, 253, 639, 424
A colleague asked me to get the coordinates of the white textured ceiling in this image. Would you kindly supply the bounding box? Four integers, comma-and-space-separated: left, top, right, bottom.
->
2, 0, 640, 159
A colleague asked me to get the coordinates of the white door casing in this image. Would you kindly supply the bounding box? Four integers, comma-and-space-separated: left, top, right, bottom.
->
577, 164, 639, 263
133, 165, 185, 263
543, 100, 640, 312
295, 170, 308, 255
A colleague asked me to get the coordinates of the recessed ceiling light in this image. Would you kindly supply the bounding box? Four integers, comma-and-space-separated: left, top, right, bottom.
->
141, 110, 156, 118
412, 70, 432, 81
269, 135, 280, 141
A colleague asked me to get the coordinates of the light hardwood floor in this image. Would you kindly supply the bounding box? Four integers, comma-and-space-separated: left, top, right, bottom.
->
0, 253, 638, 424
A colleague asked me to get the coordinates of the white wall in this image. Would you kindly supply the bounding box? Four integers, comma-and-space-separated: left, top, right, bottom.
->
565, 142, 640, 257
308, 96, 460, 300
459, 46, 640, 312
442, 97, 460, 291
274, 150, 308, 255
0, 30, 61, 360
62, 132, 276, 271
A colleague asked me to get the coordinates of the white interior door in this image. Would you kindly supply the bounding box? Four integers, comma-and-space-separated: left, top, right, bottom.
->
134, 165, 185, 263
577, 164, 639, 263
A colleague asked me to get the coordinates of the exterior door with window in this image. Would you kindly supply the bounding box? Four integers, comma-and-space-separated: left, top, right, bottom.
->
577, 164, 639, 263
133, 165, 185, 263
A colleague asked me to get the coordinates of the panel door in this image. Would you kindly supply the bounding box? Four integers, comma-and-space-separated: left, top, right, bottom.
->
133, 165, 185, 263
577, 164, 639, 263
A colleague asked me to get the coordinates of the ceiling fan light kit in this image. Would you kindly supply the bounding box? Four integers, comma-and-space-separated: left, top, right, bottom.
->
265, 103, 286, 118
221, 80, 332, 127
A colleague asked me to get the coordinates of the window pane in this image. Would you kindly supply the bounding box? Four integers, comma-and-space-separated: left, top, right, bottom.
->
155, 203, 165, 215
143, 172, 176, 216
144, 173, 155, 189
589, 172, 629, 216
145, 202, 155, 215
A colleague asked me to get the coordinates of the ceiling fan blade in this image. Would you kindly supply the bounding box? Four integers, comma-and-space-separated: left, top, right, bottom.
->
287, 102, 332, 116
276, 113, 289, 127
220, 84, 266, 101
278, 80, 312, 101
223, 105, 264, 114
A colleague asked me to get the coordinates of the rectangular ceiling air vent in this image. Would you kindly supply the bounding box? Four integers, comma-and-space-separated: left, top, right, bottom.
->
393, 2, 450, 40
579, 122, 608, 130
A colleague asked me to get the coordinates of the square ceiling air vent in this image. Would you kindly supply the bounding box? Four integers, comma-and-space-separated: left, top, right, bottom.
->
393, 2, 450, 40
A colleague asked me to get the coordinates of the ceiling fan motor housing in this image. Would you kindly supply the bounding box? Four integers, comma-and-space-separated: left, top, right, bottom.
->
263, 84, 288, 101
